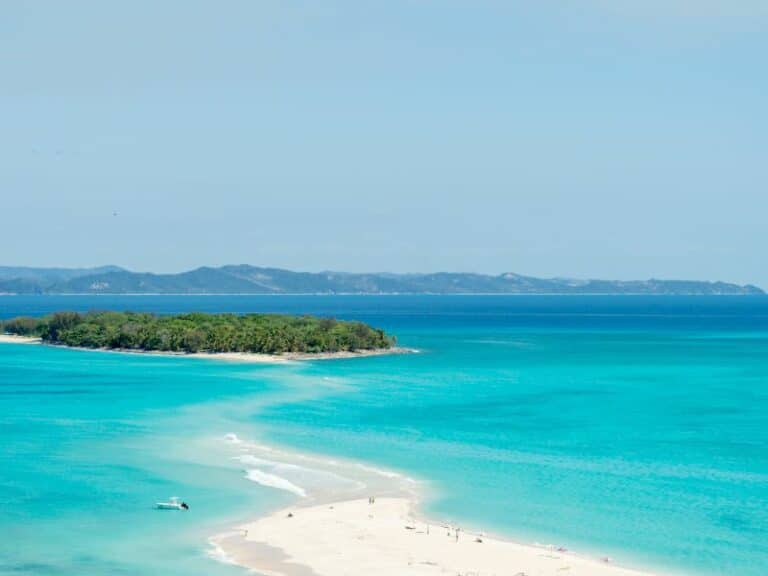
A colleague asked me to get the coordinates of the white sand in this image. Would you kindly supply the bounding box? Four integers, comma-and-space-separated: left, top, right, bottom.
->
187, 347, 415, 364
215, 497, 661, 576
0, 335, 414, 363
0, 334, 40, 344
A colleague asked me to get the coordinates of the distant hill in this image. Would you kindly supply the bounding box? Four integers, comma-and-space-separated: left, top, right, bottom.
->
0, 265, 762, 295
0, 265, 125, 283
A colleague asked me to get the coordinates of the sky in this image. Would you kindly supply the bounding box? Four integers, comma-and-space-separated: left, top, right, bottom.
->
1, 1, 766, 286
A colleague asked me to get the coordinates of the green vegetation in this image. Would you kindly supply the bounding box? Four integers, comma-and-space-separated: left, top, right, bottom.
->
0, 311, 395, 354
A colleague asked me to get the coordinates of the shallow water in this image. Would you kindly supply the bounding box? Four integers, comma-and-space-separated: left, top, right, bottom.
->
1, 295, 767, 575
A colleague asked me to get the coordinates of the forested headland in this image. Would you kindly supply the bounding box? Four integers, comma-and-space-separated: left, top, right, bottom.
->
0, 311, 395, 354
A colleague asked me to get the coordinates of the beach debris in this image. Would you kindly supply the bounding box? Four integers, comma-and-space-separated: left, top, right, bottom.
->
287, 512, 293, 518
405, 525, 416, 530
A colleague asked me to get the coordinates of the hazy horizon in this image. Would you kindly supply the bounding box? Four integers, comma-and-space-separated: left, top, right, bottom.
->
0, 262, 764, 288
2, 2, 766, 285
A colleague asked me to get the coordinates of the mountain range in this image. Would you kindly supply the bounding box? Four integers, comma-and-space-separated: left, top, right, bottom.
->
0, 265, 762, 295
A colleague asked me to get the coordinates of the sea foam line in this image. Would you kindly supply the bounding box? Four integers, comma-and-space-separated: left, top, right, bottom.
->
206, 535, 239, 566
243, 468, 307, 498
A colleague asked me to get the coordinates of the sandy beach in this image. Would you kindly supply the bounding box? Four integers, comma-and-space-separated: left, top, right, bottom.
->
0, 334, 41, 344
0, 333, 413, 363
213, 497, 660, 576
187, 347, 415, 364
210, 435, 663, 576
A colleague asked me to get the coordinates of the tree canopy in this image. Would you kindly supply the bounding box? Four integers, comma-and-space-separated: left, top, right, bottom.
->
1, 311, 395, 354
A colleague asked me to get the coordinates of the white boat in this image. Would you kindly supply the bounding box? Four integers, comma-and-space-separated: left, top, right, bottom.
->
155, 496, 188, 510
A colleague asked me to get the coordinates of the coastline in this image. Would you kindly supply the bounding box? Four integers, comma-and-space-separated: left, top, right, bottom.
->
211, 436, 669, 576
0, 334, 41, 344
215, 499, 660, 576
186, 347, 416, 364
0, 333, 414, 363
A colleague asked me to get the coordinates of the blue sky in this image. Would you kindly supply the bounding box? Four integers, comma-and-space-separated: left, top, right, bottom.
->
1, 1, 766, 285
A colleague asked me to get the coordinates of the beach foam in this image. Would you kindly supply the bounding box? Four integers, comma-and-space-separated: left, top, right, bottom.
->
244, 469, 307, 498
223, 432, 243, 444
206, 535, 239, 566
354, 462, 413, 481
236, 452, 365, 498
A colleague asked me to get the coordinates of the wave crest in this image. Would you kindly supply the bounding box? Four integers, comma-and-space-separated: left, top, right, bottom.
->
244, 469, 307, 497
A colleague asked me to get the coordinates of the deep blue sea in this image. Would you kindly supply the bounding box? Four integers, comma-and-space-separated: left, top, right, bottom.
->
1, 295, 767, 576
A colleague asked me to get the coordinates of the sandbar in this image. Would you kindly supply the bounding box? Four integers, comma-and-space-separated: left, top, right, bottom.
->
213, 497, 662, 576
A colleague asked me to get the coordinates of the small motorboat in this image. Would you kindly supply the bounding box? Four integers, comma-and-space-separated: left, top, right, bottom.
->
155, 496, 189, 510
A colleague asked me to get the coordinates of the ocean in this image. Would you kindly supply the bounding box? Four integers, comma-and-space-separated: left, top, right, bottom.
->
0, 295, 766, 575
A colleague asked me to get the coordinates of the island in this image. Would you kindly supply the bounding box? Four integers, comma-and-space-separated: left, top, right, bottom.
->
0, 311, 397, 358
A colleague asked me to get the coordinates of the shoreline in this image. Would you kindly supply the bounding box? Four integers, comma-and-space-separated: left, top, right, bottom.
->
214, 498, 661, 576
0, 334, 415, 363
212, 436, 670, 576
0, 334, 41, 344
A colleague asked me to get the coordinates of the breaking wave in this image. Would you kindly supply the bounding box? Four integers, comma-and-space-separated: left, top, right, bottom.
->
243, 469, 307, 497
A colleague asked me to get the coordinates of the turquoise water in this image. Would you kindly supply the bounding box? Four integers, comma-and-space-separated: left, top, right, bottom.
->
1, 296, 767, 575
